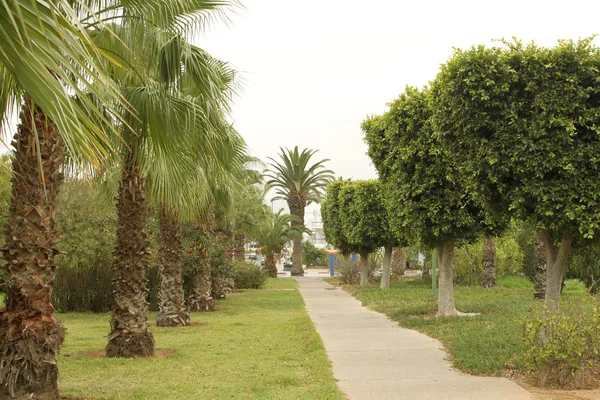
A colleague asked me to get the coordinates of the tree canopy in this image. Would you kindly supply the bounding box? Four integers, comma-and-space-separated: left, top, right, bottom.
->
431, 38, 600, 308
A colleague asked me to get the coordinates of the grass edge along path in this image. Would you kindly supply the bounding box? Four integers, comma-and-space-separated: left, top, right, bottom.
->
53, 278, 344, 399
339, 276, 590, 376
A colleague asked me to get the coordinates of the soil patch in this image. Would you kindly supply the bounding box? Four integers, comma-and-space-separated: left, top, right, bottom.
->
80, 349, 177, 359
506, 366, 600, 400
151, 321, 205, 328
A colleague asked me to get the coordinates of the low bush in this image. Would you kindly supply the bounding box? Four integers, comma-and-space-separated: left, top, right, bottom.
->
233, 261, 267, 289
53, 263, 114, 312
498, 275, 533, 289
521, 296, 600, 387
302, 240, 328, 266
337, 254, 378, 285
337, 256, 359, 285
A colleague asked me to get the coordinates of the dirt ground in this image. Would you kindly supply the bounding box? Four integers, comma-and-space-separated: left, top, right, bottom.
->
510, 368, 600, 400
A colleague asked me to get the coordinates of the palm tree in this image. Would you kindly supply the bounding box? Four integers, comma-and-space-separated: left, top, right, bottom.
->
158, 127, 252, 321
255, 211, 305, 278
0, 2, 128, 398
265, 147, 334, 275
0, 0, 239, 395
92, 19, 238, 356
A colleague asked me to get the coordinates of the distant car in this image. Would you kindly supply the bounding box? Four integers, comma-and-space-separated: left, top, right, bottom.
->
283, 261, 292, 271
248, 253, 257, 260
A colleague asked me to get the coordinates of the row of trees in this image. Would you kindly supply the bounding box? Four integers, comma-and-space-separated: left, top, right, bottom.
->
357, 38, 600, 316
0, 1, 267, 399
321, 180, 403, 287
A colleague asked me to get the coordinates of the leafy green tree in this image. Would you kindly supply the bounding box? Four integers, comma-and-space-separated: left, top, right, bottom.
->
321, 180, 354, 255
265, 147, 334, 276
322, 180, 399, 287
340, 180, 394, 286
363, 87, 486, 314
432, 39, 600, 310
255, 211, 304, 278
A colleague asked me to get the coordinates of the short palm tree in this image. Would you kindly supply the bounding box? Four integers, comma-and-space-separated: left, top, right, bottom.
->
255, 211, 305, 278
265, 147, 334, 275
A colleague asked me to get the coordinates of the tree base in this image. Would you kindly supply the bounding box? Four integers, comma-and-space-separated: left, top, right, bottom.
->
105, 330, 155, 358
437, 309, 481, 317
190, 298, 215, 312
290, 270, 304, 276
156, 312, 190, 327
0, 312, 64, 400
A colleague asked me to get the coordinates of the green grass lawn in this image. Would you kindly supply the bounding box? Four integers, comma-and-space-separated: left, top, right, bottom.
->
352, 276, 589, 376
49, 278, 343, 399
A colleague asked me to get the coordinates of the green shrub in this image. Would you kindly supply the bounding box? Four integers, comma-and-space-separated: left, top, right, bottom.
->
233, 261, 267, 289
566, 241, 600, 293
521, 296, 600, 387
52, 179, 117, 312
496, 234, 524, 277
302, 240, 328, 266
53, 263, 114, 312
498, 275, 533, 289
454, 241, 482, 285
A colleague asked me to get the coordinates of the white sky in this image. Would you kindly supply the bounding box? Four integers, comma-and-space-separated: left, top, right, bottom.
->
196, 0, 600, 203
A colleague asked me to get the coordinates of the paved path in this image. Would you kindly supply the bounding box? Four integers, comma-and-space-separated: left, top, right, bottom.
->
295, 278, 533, 400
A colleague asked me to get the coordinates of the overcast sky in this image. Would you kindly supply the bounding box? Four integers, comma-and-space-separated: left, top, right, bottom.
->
196, 0, 600, 200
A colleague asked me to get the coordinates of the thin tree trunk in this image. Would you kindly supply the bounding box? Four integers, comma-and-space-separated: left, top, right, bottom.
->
481, 236, 497, 288
287, 197, 305, 276
189, 246, 214, 312
156, 206, 190, 327
359, 251, 370, 286
534, 234, 547, 300
265, 250, 277, 278
0, 100, 65, 399
390, 247, 406, 280
106, 157, 154, 358
541, 231, 572, 312
437, 241, 457, 316
380, 246, 393, 289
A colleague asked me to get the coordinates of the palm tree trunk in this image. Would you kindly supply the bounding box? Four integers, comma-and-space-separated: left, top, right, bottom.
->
265, 250, 277, 278
533, 233, 547, 300
390, 247, 406, 280
189, 243, 214, 312
233, 232, 245, 261
156, 206, 190, 327
106, 156, 154, 358
481, 236, 497, 288
0, 99, 66, 399
287, 197, 305, 276
210, 228, 235, 300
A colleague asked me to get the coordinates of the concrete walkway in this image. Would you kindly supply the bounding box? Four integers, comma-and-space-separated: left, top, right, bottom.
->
296, 278, 533, 400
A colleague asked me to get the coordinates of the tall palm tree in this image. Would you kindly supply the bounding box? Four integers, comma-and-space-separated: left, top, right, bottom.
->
91, 20, 238, 356
265, 147, 334, 275
0, 2, 128, 398
255, 211, 305, 278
